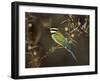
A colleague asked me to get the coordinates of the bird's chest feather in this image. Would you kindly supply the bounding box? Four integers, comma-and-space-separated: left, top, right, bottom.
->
51, 32, 66, 46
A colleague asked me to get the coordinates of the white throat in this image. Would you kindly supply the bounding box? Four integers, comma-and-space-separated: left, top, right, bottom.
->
50, 30, 56, 33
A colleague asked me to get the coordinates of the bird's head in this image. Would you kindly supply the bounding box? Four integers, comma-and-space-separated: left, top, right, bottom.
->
50, 28, 58, 34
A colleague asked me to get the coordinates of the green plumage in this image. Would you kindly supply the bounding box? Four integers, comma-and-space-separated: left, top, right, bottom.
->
51, 31, 77, 62
52, 31, 67, 47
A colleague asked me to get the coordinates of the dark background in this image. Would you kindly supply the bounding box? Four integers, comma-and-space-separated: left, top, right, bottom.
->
25, 12, 89, 68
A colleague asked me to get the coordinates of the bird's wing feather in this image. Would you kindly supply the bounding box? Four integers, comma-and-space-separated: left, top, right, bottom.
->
52, 32, 66, 47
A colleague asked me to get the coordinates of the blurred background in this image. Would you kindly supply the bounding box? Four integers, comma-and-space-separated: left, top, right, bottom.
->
25, 12, 89, 68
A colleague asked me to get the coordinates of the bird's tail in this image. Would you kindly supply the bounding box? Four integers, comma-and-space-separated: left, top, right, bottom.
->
64, 47, 78, 62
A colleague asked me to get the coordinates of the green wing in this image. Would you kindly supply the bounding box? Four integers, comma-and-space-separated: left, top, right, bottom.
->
52, 32, 66, 46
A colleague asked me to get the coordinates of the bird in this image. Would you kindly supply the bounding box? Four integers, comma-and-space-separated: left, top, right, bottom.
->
50, 27, 78, 62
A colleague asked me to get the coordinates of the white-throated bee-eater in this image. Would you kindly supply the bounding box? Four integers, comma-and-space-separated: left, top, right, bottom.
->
50, 28, 77, 62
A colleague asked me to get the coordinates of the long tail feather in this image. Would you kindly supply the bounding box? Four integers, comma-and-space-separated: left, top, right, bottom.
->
65, 47, 78, 62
